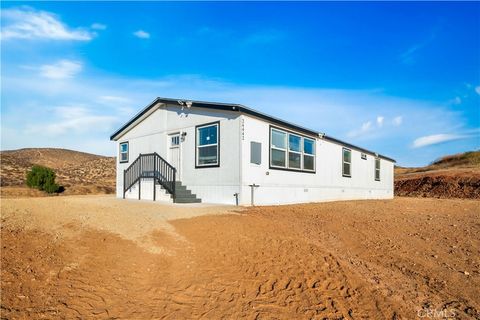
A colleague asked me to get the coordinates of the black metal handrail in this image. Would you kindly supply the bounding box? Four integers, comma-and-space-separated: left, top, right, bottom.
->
123, 152, 176, 202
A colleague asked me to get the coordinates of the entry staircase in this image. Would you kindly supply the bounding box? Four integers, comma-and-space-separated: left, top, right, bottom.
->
123, 153, 201, 203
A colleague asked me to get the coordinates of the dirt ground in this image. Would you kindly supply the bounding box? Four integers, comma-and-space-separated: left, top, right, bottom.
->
1, 196, 479, 319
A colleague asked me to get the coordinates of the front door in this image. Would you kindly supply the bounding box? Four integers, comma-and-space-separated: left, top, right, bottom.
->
168, 133, 181, 180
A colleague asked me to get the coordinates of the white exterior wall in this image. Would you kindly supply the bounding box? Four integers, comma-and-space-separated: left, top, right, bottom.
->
115, 103, 241, 205
239, 115, 394, 205
114, 103, 394, 206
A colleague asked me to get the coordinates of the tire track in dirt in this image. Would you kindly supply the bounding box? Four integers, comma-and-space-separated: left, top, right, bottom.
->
2, 197, 479, 319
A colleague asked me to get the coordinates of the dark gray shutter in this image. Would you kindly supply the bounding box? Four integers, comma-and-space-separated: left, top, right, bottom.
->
250, 141, 261, 165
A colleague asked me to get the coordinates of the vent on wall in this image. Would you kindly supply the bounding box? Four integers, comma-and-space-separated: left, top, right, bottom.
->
361, 153, 367, 160
250, 141, 261, 165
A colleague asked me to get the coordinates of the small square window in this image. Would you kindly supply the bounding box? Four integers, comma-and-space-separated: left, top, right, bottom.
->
171, 135, 180, 146
361, 153, 367, 160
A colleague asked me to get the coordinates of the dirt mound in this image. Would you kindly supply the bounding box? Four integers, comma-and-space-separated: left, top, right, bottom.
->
395, 173, 480, 199
1, 148, 115, 196
395, 151, 480, 199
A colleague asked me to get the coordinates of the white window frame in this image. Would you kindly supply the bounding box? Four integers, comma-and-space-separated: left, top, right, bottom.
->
196, 122, 219, 167
119, 142, 129, 163
170, 135, 180, 147
375, 158, 381, 181
269, 127, 316, 172
303, 137, 316, 172
342, 147, 352, 177
288, 133, 302, 169
270, 128, 287, 169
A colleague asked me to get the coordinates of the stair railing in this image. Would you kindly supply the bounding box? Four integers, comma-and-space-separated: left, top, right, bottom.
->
123, 152, 176, 202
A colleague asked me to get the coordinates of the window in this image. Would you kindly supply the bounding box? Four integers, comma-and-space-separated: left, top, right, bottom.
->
342, 148, 351, 177
269, 127, 316, 172
303, 138, 315, 171
375, 158, 381, 181
288, 134, 301, 169
250, 141, 261, 165
361, 153, 367, 160
196, 122, 219, 167
119, 142, 129, 163
271, 129, 287, 167
171, 135, 180, 147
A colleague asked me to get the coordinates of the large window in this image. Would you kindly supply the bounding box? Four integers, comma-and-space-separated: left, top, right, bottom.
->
342, 148, 351, 177
269, 127, 316, 172
196, 122, 219, 167
375, 158, 381, 181
119, 142, 129, 163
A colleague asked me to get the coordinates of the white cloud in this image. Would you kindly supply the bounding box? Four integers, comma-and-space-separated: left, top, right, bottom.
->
1, 7, 94, 41
27, 106, 118, 135
475, 86, 480, 95
400, 31, 436, 65
412, 133, 466, 148
2, 69, 476, 166
98, 95, 131, 104
348, 121, 372, 138
392, 116, 403, 126
91, 23, 106, 30
39, 60, 82, 79
133, 30, 150, 39
376, 116, 384, 127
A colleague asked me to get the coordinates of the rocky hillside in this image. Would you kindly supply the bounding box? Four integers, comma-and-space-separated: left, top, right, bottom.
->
1, 148, 116, 196
395, 151, 480, 199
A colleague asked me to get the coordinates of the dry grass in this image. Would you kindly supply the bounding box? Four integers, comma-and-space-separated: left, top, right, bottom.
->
1, 148, 115, 196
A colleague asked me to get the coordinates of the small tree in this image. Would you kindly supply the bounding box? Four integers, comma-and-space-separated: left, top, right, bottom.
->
26, 165, 60, 194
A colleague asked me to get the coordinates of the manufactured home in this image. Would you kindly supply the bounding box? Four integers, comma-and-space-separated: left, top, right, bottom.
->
110, 97, 395, 205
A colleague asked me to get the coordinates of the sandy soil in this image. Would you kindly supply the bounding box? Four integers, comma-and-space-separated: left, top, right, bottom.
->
1, 196, 479, 319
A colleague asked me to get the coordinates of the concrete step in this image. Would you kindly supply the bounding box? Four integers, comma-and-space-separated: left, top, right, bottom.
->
173, 193, 197, 199
175, 198, 202, 203
176, 190, 193, 196
166, 181, 202, 203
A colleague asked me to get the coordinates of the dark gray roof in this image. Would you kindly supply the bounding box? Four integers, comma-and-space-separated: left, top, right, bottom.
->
110, 97, 396, 162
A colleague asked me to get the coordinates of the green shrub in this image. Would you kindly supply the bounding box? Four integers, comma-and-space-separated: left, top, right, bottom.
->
26, 165, 60, 194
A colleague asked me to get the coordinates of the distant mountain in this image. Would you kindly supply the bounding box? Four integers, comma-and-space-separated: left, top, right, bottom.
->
1, 148, 115, 196
395, 151, 480, 199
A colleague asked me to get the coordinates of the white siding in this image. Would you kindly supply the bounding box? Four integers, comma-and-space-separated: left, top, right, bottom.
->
115, 103, 241, 204
114, 103, 394, 206
239, 115, 394, 205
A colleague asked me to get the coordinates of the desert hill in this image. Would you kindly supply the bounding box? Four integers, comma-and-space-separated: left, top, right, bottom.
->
395, 151, 480, 199
1, 148, 115, 197
1, 148, 478, 199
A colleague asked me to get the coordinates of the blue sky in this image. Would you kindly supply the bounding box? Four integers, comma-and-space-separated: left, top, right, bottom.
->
1, 2, 479, 166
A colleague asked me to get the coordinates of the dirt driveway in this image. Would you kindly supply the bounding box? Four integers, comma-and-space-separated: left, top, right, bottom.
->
1, 196, 479, 319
